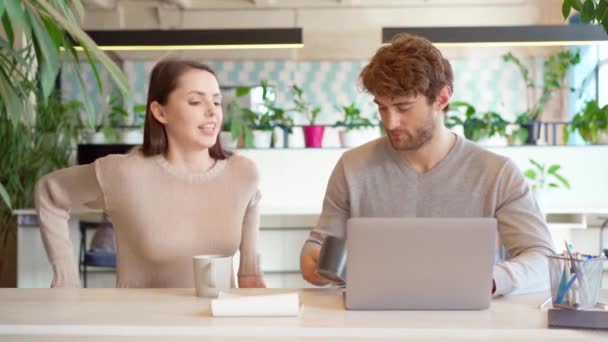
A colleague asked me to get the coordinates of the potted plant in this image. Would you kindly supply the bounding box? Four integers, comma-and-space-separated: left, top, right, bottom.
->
120, 103, 146, 144
523, 159, 571, 207
236, 81, 291, 148
220, 101, 241, 149
564, 99, 608, 145
291, 85, 324, 148
334, 103, 379, 148
1, 90, 85, 286
561, 0, 608, 34
502, 50, 580, 144
0, 0, 131, 287
98, 94, 147, 144
446, 101, 509, 145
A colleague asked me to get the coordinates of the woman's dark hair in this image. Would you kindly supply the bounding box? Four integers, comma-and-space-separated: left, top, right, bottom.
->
141, 59, 232, 159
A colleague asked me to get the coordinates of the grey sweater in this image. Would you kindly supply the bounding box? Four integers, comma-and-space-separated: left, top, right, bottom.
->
303, 134, 555, 296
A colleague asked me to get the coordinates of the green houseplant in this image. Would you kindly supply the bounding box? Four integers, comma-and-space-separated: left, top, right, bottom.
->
334, 102, 379, 148
446, 101, 509, 143
523, 158, 571, 206
0, 0, 131, 286
564, 99, 608, 144
502, 49, 581, 144
523, 159, 571, 191
291, 85, 324, 148
561, 0, 608, 33
524, 159, 570, 206
236, 81, 292, 148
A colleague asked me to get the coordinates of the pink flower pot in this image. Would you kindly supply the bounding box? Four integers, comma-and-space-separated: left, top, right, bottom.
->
302, 125, 325, 148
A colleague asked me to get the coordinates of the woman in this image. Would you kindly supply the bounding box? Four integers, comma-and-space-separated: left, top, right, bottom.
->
35, 60, 265, 288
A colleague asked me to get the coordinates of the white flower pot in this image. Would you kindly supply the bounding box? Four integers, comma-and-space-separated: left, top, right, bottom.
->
252, 130, 273, 148
120, 129, 144, 144
339, 127, 381, 148
220, 131, 238, 148
90, 132, 106, 144
599, 130, 608, 144
273, 127, 286, 149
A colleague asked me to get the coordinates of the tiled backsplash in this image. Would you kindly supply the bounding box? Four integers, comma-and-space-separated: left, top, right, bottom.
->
62, 57, 536, 124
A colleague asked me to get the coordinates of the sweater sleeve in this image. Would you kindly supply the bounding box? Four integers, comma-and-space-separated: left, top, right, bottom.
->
493, 159, 555, 296
237, 188, 262, 277
34, 163, 106, 288
301, 157, 350, 257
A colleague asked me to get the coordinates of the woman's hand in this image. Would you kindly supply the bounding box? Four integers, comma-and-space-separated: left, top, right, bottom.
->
238, 274, 266, 288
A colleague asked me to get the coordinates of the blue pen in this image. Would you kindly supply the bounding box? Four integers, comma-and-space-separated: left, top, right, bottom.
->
556, 273, 577, 305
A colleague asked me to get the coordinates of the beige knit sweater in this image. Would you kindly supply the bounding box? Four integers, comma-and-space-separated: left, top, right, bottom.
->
35, 149, 262, 288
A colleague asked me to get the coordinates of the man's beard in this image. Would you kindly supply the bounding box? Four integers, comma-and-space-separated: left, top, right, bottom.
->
387, 111, 436, 151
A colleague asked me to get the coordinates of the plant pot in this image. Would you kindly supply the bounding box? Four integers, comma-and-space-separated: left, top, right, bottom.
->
273, 127, 287, 149
120, 129, 143, 144
219, 131, 238, 148
601, 130, 608, 144
521, 121, 541, 145
339, 127, 380, 148
90, 132, 106, 144
302, 125, 325, 148
252, 130, 273, 148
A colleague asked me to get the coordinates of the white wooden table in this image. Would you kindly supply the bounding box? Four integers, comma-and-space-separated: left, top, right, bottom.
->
0, 288, 606, 341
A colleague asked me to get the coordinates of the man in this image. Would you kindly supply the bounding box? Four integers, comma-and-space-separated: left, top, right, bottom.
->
300, 33, 555, 296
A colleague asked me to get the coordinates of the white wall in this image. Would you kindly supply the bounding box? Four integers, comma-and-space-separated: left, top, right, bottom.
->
240, 143, 608, 214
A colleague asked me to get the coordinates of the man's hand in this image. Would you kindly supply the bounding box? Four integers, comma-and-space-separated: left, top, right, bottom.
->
300, 245, 332, 286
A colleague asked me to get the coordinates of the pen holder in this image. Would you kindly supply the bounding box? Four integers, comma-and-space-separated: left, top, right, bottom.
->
548, 254, 605, 310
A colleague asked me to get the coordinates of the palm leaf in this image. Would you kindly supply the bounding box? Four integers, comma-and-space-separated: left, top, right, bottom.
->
25, 7, 60, 97
31, 0, 130, 97
0, 182, 12, 211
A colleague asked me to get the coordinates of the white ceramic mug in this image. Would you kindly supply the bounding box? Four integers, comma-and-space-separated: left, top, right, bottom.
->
192, 255, 234, 297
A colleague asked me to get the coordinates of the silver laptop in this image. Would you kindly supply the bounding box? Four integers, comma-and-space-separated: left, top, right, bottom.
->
345, 217, 497, 310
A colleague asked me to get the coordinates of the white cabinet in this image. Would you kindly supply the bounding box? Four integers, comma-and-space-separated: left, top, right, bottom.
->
257, 214, 318, 288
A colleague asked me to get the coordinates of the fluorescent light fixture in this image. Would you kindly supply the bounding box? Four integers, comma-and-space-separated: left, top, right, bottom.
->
75, 28, 303, 51
382, 25, 608, 47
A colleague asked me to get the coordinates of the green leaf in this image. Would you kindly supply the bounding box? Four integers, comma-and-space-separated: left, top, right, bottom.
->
580, 0, 595, 22
547, 164, 561, 174
2, 9, 15, 47
562, 0, 572, 19
571, 0, 583, 11
33, 0, 130, 98
236, 86, 252, 97
524, 169, 537, 180
0, 66, 24, 124
27, 10, 61, 97
548, 183, 560, 188
598, 0, 608, 21
244, 128, 253, 148
562, 125, 570, 144
0, 181, 12, 211
529, 159, 544, 172
552, 173, 571, 190
4, 0, 26, 34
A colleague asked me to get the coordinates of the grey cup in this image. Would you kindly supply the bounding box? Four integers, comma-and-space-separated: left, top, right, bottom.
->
317, 235, 347, 284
